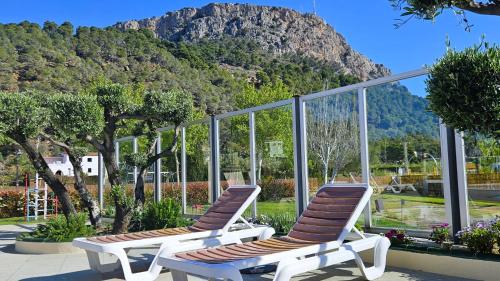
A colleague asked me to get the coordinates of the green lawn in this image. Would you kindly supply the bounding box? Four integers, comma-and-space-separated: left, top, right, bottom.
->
0, 217, 46, 226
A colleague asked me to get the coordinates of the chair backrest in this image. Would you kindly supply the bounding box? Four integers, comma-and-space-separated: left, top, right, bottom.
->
190, 185, 260, 232
287, 184, 372, 243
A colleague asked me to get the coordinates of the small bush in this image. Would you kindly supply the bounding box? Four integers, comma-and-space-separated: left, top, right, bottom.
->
457, 220, 497, 254
429, 223, 450, 244
255, 213, 295, 235
258, 178, 294, 201
0, 190, 24, 218
19, 213, 95, 242
385, 229, 411, 245
131, 198, 192, 231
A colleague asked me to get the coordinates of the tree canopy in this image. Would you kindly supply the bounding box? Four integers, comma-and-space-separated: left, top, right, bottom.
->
391, 0, 500, 30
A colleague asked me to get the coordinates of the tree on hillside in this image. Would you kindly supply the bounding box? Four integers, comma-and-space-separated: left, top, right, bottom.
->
77, 82, 192, 233
391, 0, 499, 30
307, 95, 360, 183
0, 92, 76, 219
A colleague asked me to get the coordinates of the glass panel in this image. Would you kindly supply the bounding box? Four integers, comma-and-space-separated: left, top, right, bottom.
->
367, 77, 445, 231
464, 134, 500, 223
117, 140, 134, 195
160, 130, 181, 203
219, 115, 250, 187
185, 123, 210, 215
254, 105, 295, 219
305, 91, 361, 196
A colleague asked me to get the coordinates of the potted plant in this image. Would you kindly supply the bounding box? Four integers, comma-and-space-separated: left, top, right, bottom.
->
457, 220, 497, 255
429, 223, 453, 250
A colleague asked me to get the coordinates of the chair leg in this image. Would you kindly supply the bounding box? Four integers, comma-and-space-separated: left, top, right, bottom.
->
353, 237, 390, 280
85, 249, 128, 273
171, 270, 189, 281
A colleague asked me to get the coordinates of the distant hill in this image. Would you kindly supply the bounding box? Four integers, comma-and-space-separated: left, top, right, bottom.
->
115, 3, 390, 81
0, 3, 438, 139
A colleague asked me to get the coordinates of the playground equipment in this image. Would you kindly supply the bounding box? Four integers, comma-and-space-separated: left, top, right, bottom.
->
385, 176, 416, 194
24, 173, 58, 222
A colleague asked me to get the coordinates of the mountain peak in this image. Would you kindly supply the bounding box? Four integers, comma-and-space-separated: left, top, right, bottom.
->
115, 3, 390, 80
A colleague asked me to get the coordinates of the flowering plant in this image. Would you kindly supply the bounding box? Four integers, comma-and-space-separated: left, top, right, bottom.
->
429, 223, 450, 244
385, 229, 410, 245
457, 220, 496, 255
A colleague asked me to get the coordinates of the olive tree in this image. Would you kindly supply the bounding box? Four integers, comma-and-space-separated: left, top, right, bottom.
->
79, 82, 193, 234
0, 92, 76, 218
126, 90, 193, 208
426, 43, 499, 139
392, 0, 499, 30
41, 93, 104, 226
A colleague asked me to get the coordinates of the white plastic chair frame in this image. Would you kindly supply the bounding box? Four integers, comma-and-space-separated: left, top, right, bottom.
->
72, 185, 275, 281
159, 184, 391, 281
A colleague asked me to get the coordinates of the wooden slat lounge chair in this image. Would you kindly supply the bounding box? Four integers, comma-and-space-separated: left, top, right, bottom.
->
72, 185, 275, 281
158, 184, 391, 281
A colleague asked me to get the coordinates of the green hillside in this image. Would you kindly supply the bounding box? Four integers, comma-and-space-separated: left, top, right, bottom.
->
0, 22, 438, 139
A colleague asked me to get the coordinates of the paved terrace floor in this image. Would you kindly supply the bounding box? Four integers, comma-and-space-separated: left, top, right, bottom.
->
0, 224, 477, 281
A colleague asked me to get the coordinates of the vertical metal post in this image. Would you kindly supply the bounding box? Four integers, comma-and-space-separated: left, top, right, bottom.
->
98, 152, 104, 210
439, 123, 463, 242
249, 111, 257, 218
209, 116, 221, 203
114, 141, 120, 168
132, 137, 138, 185
154, 133, 162, 202
292, 96, 309, 217
455, 131, 470, 227
181, 127, 187, 214
358, 88, 372, 228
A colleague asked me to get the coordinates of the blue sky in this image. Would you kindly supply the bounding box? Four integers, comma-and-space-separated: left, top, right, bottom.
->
1, 0, 499, 95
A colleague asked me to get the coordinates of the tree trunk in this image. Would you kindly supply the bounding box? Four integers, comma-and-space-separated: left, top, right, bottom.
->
67, 152, 102, 227
134, 167, 147, 208
175, 150, 180, 187
101, 150, 132, 234
16, 137, 76, 219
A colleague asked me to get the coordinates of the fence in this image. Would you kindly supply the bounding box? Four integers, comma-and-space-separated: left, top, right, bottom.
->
101, 68, 498, 236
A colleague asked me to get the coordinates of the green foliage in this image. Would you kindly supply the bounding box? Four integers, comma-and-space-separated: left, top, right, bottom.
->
143, 90, 193, 126
20, 213, 95, 242
427, 43, 499, 138
429, 223, 451, 244
0, 190, 24, 218
110, 185, 133, 208
258, 178, 295, 201
457, 221, 497, 254
131, 198, 191, 231
390, 0, 498, 30
255, 213, 295, 235
0, 92, 46, 138
44, 93, 103, 140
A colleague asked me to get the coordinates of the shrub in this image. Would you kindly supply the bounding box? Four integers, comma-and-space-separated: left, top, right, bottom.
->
0, 190, 24, 218
132, 198, 192, 231
491, 217, 500, 246
258, 178, 294, 201
385, 229, 411, 245
429, 223, 450, 244
426, 43, 499, 138
255, 213, 295, 235
19, 213, 95, 242
457, 221, 497, 254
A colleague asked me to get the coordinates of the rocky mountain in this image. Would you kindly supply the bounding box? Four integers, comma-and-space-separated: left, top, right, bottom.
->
115, 3, 390, 81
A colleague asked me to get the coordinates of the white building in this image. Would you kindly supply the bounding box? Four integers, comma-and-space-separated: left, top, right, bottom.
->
45, 153, 99, 176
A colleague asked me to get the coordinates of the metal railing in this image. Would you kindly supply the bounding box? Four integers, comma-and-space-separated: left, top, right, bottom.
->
98, 68, 471, 236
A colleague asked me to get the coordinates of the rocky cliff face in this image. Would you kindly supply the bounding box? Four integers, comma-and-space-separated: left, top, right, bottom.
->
115, 3, 390, 80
